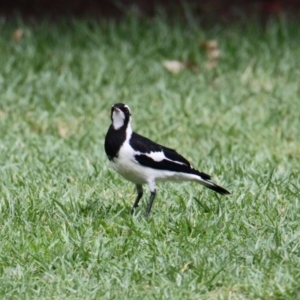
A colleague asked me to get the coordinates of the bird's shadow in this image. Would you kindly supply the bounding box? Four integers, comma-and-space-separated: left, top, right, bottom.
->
193, 194, 222, 214
78, 193, 223, 219
78, 198, 127, 218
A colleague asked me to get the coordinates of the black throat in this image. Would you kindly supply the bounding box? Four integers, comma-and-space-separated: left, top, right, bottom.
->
104, 123, 127, 161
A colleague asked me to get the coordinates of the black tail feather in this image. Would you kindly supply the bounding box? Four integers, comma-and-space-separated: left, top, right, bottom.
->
194, 169, 230, 195
205, 183, 230, 195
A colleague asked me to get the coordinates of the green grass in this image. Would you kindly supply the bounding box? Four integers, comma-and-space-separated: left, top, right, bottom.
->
0, 15, 300, 299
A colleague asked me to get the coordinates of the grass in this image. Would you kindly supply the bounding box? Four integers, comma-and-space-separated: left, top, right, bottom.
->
0, 15, 300, 299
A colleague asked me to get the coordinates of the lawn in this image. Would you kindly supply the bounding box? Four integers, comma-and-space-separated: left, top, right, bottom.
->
0, 15, 300, 299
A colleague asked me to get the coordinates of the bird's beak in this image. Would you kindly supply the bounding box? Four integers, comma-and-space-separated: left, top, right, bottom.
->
113, 107, 121, 113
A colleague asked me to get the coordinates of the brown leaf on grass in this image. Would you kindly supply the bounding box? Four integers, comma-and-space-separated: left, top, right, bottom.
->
13, 28, 24, 43
180, 262, 191, 273
200, 39, 221, 69
163, 60, 198, 74
207, 49, 221, 60
57, 123, 69, 139
201, 40, 219, 51
163, 60, 186, 74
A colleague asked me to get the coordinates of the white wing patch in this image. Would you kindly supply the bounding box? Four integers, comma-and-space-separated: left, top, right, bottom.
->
145, 151, 165, 161
134, 150, 187, 166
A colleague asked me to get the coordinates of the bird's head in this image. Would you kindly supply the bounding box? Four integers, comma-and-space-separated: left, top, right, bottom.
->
111, 103, 131, 130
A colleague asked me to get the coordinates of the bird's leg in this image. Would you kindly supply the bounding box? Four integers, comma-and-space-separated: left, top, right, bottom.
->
145, 189, 156, 218
131, 184, 143, 215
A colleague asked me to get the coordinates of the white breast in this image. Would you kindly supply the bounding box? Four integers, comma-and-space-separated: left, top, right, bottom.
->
110, 142, 150, 184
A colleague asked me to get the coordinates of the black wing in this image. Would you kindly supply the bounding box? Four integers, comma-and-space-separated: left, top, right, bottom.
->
130, 132, 191, 166
130, 132, 211, 180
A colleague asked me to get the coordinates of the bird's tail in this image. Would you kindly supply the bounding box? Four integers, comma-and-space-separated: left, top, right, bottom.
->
201, 180, 231, 195
194, 170, 230, 195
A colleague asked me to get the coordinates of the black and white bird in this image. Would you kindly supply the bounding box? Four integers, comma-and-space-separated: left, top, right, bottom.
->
104, 103, 230, 217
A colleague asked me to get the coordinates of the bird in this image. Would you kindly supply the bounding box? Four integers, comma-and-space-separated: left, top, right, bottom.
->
104, 103, 230, 217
